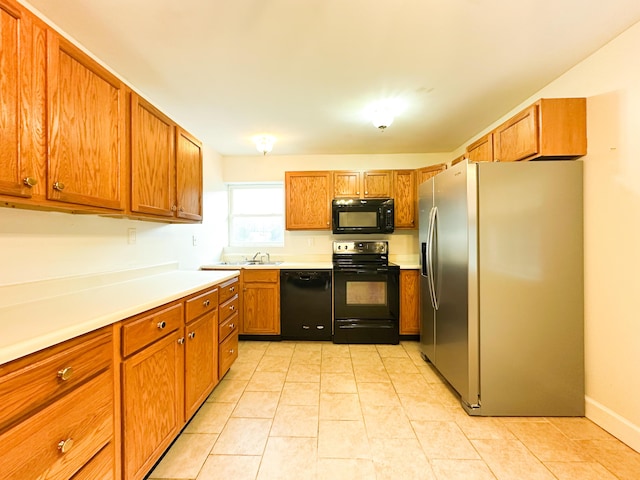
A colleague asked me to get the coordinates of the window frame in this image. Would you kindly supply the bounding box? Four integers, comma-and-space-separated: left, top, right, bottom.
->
227, 182, 285, 247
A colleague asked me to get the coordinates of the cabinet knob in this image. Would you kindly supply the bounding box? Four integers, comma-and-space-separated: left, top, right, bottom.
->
188, 331, 196, 340
229, 305, 235, 311
57, 367, 73, 381
356, 191, 360, 195
230, 287, 235, 293
171, 204, 177, 212
178, 337, 185, 345
53, 181, 65, 191
229, 349, 235, 354
364, 191, 368, 195
179, 207, 184, 212
57, 438, 74, 454
157, 321, 166, 330
203, 299, 210, 307
229, 323, 235, 329
23, 177, 38, 187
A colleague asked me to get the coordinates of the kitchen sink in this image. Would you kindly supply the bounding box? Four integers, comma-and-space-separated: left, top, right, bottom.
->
215, 260, 284, 266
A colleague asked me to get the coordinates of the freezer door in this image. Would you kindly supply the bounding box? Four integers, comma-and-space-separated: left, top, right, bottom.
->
418, 179, 435, 361
432, 162, 478, 406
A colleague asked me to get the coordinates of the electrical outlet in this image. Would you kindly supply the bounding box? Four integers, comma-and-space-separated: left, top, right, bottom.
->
128, 228, 136, 245
192, 235, 198, 246
307, 237, 314, 247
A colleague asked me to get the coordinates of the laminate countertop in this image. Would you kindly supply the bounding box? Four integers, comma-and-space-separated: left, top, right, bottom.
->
0, 267, 239, 365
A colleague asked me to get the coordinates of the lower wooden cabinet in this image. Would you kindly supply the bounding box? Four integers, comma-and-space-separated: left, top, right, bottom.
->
72, 443, 115, 480
184, 310, 217, 419
0, 327, 114, 480
400, 270, 420, 335
242, 269, 280, 335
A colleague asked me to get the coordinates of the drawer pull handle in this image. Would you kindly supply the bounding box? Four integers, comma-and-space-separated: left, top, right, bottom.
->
57, 367, 73, 381
57, 438, 74, 454
229, 349, 235, 354
229, 305, 235, 311
157, 321, 166, 330
188, 331, 196, 340
178, 337, 185, 345
229, 323, 235, 329
230, 286, 235, 292
203, 299, 210, 307
23, 176, 38, 187
52, 181, 65, 191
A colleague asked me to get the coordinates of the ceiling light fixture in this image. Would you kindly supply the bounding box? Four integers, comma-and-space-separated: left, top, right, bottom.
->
371, 108, 395, 131
366, 99, 406, 132
253, 135, 276, 155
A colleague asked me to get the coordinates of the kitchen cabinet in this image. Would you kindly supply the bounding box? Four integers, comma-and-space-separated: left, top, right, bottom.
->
0, 326, 114, 480
175, 127, 203, 221
131, 93, 176, 218
0, 0, 46, 201
399, 270, 420, 335
285, 171, 332, 230
218, 277, 240, 378
392, 169, 417, 229
184, 288, 218, 419
333, 170, 392, 198
493, 98, 586, 162
47, 30, 126, 211
416, 163, 447, 186
242, 269, 280, 335
450, 155, 466, 166
466, 133, 494, 162
121, 302, 184, 480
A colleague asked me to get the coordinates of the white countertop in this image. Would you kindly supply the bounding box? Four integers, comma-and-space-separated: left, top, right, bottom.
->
0, 268, 239, 365
201, 262, 420, 270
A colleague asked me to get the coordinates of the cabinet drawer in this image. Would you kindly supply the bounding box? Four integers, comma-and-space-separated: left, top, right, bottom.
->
243, 269, 278, 283
219, 294, 239, 323
71, 442, 114, 480
0, 329, 112, 431
218, 311, 239, 343
218, 276, 239, 303
185, 287, 218, 323
0, 371, 113, 480
121, 302, 183, 357
218, 330, 239, 378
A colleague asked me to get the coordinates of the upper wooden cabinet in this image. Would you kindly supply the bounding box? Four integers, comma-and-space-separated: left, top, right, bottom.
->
466, 133, 494, 162
131, 94, 176, 218
285, 171, 332, 230
493, 98, 586, 162
47, 31, 126, 211
334, 170, 392, 198
416, 163, 447, 186
0, 1, 46, 200
175, 128, 203, 221
392, 170, 416, 229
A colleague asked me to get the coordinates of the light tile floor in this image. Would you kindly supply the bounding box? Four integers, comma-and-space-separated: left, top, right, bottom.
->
147, 341, 640, 480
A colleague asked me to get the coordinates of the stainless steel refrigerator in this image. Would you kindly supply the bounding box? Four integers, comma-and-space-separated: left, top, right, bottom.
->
419, 160, 584, 416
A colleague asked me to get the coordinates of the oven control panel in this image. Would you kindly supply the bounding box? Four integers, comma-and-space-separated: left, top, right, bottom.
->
333, 241, 388, 255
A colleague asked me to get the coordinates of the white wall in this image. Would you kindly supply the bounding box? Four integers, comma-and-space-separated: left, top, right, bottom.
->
0, 146, 227, 286
459, 22, 640, 452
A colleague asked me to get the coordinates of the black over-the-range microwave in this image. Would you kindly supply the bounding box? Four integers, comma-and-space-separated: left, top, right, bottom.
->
332, 198, 395, 234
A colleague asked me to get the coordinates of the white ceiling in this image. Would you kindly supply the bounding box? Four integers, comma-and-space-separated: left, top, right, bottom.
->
24, 0, 640, 156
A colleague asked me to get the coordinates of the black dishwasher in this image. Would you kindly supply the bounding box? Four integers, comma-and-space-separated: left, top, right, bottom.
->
280, 270, 332, 341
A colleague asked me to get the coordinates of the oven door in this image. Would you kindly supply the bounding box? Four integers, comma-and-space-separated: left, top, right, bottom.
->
333, 267, 399, 320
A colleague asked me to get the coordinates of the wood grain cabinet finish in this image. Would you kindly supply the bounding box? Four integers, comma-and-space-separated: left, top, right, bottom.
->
47, 31, 126, 211
400, 270, 420, 335
0, 0, 46, 200
285, 171, 332, 230
0, 327, 114, 480
175, 127, 203, 221
466, 133, 495, 162
131, 93, 176, 217
241, 269, 280, 335
121, 329, 184, 480
71, 443, 115, 480
416, 163, 447, 186
493, 98, 586, 162
392, 169, 416, 229
334, 170, 393, 198
184, 311, 217, 419
333, 170, 361, 197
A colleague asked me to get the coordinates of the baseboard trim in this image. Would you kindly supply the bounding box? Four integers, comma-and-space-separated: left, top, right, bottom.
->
585, 395, 640, 453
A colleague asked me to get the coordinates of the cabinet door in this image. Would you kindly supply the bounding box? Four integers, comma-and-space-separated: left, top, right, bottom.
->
176, 127, 203, 221
242, 282, 280, 335
47, 32, 126, 210
493, 105, 539, 162
400, 270, 420, 335
362, 170, 391, 198
0, 1, 46, 199
122, 331, 184, 480
131, 94, 175, 217
466, 133, 494, 162
285, 171, 332, 230
392, 170, 416, 229
184, 311, 217, 419
333, 171, 361, 197
416, 163, 447, 186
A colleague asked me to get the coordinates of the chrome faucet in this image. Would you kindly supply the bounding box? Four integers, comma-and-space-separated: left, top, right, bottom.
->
262, 252, 271, 264
252, 251, 262, 262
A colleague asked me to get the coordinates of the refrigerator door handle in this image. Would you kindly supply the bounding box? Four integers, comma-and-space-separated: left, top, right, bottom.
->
427, 206, 439, 310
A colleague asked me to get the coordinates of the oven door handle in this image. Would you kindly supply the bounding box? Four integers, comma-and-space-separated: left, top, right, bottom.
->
335, 268, 374, 274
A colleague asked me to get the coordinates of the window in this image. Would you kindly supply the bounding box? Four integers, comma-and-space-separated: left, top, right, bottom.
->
228, 183, 285, 246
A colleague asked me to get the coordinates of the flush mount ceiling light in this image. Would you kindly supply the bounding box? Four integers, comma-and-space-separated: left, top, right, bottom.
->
253, 134, 276, 155
365, 99, 407, 132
